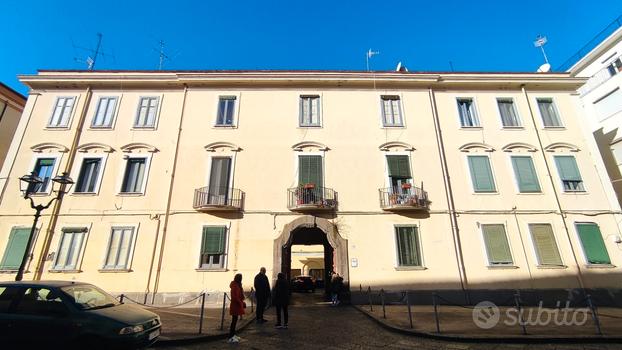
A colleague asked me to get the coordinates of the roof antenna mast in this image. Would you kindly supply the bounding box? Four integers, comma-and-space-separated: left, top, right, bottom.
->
534, 35, 551, 72
72, 33, 113, 70
366, 48, 380, 71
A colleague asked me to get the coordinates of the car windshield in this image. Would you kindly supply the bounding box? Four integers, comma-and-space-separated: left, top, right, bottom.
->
61, 284, 119, 310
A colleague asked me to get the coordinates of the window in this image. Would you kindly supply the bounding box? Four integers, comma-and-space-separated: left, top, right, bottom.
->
511, 156, 541, 193
91, 97, 118, 128
120, 157, 147, 193
30, 158, 56, 194
593, 88, 622, 122
537, 98, 562, 127
53, 227, 87, 270
134, 97, 159, 128
14, 287, 67, 316
299, 95, 320, 127
0, 228, 31, 270
457, 98, 480, 127
298, 155, 323, 188
216, 96, 236, 126
386, 155, 412, 190
48, 97, 75, 128
481, 224, 513, 265
576, 223, 611, 265
207, 157, 232, 205
497, 98, 521, 127
381, 95, 403, 126
395, 226, 422, 267
529, 224, 562, 266
74, 158, 102, 193
554, 155, 585, 192
467, 155, 496, 192
200, 226, 227, 269
103, 227, 135, 270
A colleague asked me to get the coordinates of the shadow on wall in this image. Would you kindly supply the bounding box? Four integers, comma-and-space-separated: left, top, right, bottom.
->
593, 127, 622, 205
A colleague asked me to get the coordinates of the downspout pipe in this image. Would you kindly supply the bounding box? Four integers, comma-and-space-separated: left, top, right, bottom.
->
151, 85, 189, 302
520, 85, 586, 291
428, 88, 469, 297
34, 86, 93, 280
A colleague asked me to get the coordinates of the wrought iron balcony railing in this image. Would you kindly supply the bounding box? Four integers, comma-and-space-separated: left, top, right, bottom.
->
379, 184, 429, 211
193, 186, 245, 211
287, 185, 338, 212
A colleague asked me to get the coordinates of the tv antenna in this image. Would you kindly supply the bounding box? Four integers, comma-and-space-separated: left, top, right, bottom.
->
533, 35, 551, 72
152, 39, 179, 70
366, 48, 380, 71
72, 33, 114, 70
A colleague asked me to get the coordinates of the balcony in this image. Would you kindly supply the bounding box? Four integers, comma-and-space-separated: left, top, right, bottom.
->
193, 186, 245, 212
379, 184, 429, 211
287, 185, 338, 212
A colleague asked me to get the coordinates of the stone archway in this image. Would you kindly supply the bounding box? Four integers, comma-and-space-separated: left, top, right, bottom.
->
273, 216, 349, 290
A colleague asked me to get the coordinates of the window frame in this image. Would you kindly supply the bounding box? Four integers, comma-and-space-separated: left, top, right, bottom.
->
466, 154, 498, 194
496, 97, 523, 128
508, 154, 542, 194
479, 223, 515, 267
133, 96, 162, 129
456, 97, 481, 128
552, 154, 586, 193
392, 224, 424, 269
575, 222, 612, 266
0, 226, 39, 272
117, 154, 153, 195
295, 152, 325, 188
384, 152, 414, 190
101, 225, 138, 271
526, 223, 565, 267
197, 224, 229, 271
298, 94, 322, 127
379, 95, 404, 127
214, 95, 239, 127
26, 154, 63, 196
535, 97, 564, 128
90, 95, 121, 129
51, 226, 90, 272
47, 96, 78, 129
71, 153, 108, 195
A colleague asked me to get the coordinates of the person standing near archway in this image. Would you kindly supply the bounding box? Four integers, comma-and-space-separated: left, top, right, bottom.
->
273, 272, 290, 329
253, 267, 270, 323
228, 273, 246, 343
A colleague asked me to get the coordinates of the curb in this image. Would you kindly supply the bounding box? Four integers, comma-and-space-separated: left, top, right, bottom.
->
352, 305, 622, 344
153, 316, 256, 347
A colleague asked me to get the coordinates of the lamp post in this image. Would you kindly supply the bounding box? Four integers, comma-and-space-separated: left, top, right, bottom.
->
15, 171, 74, 281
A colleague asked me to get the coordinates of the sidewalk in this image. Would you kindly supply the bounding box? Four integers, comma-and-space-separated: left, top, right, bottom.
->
355, 304, 622, 342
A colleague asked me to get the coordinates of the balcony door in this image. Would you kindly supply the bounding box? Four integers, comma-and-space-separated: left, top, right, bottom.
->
298, 155, 323, 188
208, 157, 231, 205
386, 155, 412, 193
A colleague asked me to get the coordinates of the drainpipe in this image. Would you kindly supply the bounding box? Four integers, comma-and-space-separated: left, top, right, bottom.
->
151, 85, 189, 302
428, 88, 469, 295
144, 214, 162, 304
520, 85, 586, 291
34, 86, 93, 280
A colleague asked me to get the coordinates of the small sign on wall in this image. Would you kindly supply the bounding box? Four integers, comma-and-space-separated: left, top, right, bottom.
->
351, 258, 358, 267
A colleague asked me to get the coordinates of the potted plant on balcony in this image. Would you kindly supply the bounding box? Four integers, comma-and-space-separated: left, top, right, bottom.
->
401, 183, 412, 190
304, 183, 316, 189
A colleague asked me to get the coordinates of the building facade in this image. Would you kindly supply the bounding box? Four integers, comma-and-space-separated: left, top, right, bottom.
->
0, 82, 26, 174
0, 70, 620, 305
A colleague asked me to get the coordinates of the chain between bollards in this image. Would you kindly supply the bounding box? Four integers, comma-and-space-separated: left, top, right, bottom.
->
406, 291, 413, 329
514, 291, 527, 335
433, 292, 440, 333
380, 289, 386, 319
586, 294, 603, 335
220, 292, 227, 331
198, 292, 206, 334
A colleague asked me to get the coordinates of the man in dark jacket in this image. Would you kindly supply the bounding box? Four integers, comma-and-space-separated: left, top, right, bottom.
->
253, 267, 270, 323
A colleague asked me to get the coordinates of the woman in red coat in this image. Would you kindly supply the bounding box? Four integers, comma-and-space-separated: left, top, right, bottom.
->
228, 273, 246, 343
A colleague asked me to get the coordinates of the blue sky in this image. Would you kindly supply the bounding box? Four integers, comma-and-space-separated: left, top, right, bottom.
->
2, 1, 622, 95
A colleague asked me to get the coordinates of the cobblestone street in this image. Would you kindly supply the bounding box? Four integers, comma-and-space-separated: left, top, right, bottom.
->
159, 293, 622, 350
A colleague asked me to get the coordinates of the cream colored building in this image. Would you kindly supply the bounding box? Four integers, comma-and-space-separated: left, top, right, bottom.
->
0, 70, 621, 305
0, 82, 26, 177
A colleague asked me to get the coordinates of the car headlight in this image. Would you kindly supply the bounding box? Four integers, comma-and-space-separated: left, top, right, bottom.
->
119, 325, 144, 334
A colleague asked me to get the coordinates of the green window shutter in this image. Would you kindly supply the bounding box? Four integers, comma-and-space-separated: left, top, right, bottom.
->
554, 156, 582, 181
387, 155, 411, 178
576, 223, 611, 264
468, 156, 496, 192
395, 226, 421, 266
529, 224, 562, 265
201, 227, 226, 255
511, 156, 541, 192
298, 155, 323, 188
0, 228, 31, 270
482, 224, 512, 264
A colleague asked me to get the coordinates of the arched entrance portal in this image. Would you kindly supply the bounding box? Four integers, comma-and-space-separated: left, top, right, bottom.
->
273, 216, 349, 296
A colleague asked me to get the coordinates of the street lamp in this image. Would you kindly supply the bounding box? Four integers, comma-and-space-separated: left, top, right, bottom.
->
15, 171, 74, 281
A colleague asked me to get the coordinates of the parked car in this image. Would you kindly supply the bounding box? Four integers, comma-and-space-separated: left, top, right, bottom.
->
0, 280, 161, 349
290, 275, 315, 293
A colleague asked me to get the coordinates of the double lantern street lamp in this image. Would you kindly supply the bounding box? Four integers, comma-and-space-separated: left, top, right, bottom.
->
15, 171, 74, 281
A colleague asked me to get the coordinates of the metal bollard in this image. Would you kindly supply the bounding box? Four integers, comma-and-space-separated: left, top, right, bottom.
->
433, 292, 440, 333
119, 294, 125, 304
198, 293, 206, 334
380, 289, 386, 319
586, 294, 603, 335
514, 292, 527, 335
406, 291, 413, 329
251, 288, 255, 313
220, 292, 227, 331
367, 287, 373, 312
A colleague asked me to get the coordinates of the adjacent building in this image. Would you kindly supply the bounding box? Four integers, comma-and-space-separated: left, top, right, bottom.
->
0, 82, 26, 174
0, 70, 620, 305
